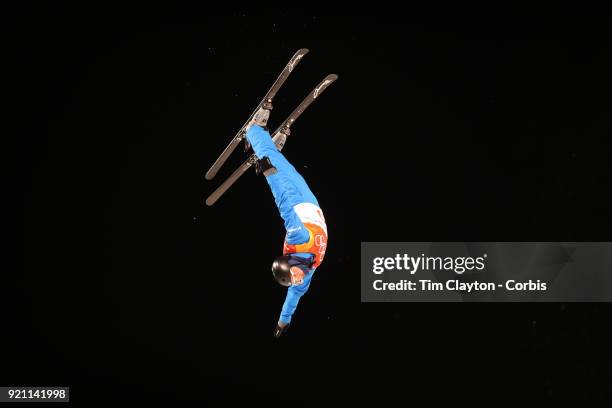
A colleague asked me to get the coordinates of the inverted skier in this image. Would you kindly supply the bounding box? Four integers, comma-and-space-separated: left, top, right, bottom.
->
245, 108, 328, 338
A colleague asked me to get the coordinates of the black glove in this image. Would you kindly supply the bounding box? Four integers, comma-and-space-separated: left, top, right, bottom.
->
273, 323, 290, 338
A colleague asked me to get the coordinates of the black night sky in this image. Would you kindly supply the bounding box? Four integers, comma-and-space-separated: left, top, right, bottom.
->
6, 4, 612, 405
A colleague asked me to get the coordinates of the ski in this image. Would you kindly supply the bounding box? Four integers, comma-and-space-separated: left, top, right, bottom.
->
205, 48, 309, 181
205, 74, 338, 206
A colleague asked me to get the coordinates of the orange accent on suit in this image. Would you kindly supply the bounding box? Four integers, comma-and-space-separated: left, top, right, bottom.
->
283, 222, 328, 268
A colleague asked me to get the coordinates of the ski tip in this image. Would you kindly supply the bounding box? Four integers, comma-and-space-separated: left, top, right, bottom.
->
326, 74, 339, 81
298, 48, 310, 55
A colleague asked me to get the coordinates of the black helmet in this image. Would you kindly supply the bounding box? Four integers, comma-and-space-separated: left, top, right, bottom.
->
272, 254, 314, 287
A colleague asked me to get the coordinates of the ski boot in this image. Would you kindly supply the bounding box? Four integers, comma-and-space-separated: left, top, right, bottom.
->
243, 105, 271, 152
271, 127, 290, 150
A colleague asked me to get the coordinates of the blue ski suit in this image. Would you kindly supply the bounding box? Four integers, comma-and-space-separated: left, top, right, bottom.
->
245, 125, 327, 325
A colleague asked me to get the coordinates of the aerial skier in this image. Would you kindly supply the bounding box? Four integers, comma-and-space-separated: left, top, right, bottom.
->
204, 49, 335, 338
245, 108, 328, 338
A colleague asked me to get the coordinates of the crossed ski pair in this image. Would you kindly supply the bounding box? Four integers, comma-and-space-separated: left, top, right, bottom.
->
205, 48, 338, 206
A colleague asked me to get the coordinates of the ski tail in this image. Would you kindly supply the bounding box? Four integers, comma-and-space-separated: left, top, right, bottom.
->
205, 48, 309, 181
204, 136, 243, 181
205, 157, 256, 206
272, 74, 338, 150
205, 74, 338, 206
263, 48, 310, 101
281, 74, 338, 130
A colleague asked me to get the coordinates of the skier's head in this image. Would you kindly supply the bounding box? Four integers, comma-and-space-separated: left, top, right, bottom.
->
271, 254, 313, 287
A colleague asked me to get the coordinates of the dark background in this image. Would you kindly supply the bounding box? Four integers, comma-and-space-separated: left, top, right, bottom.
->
6, 4, 612, 405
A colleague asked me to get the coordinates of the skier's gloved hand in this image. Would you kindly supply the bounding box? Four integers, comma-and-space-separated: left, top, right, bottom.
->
273, 321, 290, 338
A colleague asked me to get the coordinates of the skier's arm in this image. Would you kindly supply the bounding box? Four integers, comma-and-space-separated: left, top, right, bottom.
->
279, 267, 315, 325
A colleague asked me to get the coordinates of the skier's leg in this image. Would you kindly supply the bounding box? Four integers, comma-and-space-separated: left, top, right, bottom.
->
245, 126, 313, 243
245, 125, 318, 206
245, 125, 296, 176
